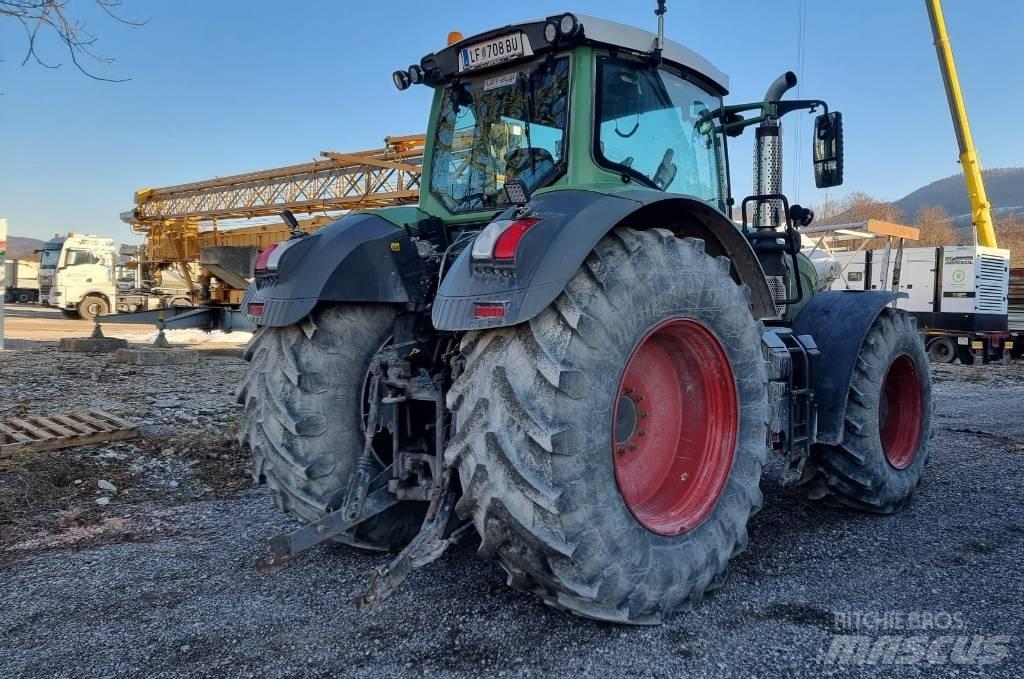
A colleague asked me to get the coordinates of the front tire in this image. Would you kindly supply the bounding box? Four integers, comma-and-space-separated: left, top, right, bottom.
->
77, 295, 108, 321
448, 228, 769, 623
236, 303, 425, 551
802, 309, 932, 513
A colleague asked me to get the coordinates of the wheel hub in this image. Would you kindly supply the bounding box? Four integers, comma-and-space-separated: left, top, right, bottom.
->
612, 318, 739, 536
614, 390, 640, 446
880, 353, 924, 469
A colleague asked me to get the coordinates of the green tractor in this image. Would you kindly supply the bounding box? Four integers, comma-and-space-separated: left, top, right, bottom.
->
238, 6, 931, 624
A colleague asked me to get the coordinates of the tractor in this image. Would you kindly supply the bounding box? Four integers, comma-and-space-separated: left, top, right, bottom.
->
237, 7, 932, 624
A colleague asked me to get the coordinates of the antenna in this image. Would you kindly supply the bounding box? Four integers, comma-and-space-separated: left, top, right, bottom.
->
655, 1, 667, 52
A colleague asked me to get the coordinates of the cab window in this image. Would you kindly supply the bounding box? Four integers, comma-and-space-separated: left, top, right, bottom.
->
64, 249, 101, 267
596, 57, 725, 210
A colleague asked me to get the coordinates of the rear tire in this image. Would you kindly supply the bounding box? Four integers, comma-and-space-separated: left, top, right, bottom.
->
77, 295, 108, 321
236, 303, 425, 551
448, 228, 769, 623
802, 309, 931, 513
61, 308, 81, 319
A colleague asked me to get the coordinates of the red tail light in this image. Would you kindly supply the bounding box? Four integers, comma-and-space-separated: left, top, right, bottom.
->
492, 218, 540, 260
255, 243, 279, 271
473, 303, 506, 319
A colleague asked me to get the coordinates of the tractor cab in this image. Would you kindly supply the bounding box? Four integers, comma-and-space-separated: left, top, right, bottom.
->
394, 13, 733, 221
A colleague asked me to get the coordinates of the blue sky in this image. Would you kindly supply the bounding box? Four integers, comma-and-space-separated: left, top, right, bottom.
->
1, 1, 1020, 243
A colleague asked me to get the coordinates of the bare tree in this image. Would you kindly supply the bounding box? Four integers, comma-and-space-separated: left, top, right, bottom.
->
995, 213, 1024, 266
914, 205, 960, 247
0, 0, 144, 81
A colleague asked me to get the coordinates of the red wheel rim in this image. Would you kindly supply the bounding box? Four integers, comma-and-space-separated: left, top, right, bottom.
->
612, 318, 738, 536
880, 354, 924, 469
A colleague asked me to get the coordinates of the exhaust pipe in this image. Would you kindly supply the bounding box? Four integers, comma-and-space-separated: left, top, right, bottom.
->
763, 71, 798, 103
753, 71, 798, 228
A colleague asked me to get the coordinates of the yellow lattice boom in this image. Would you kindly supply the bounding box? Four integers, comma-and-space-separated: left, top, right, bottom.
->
123, 135, 424, 264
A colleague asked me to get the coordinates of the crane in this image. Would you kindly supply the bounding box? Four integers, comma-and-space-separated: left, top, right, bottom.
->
103, 135, 425, 333
925, 0, 997, 248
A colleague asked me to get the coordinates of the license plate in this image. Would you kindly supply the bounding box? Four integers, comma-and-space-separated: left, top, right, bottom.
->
459, 32, 532, 72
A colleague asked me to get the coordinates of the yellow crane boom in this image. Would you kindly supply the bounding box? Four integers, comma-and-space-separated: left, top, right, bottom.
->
118, 134, 424, 305
925, 0, 997, 248
124, 134, 424, 229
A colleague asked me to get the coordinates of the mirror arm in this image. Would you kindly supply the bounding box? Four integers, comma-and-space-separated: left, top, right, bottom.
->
706, 99, 831, 137
772, 99, 829, 119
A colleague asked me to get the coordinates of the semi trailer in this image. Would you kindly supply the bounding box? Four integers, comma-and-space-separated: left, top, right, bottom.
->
831, 245, 1020, 363
3, 260, 39, 304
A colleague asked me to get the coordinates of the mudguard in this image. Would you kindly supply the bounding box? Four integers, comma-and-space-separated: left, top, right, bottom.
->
242, 213, 425, 327
792, 290, 908, 445
432, 188, 776, 331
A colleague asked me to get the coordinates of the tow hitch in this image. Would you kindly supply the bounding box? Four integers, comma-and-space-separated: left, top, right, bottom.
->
255, 331, 469, 607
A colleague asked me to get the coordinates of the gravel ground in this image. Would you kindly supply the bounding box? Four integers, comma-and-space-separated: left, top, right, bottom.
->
1, 339, 1022, 678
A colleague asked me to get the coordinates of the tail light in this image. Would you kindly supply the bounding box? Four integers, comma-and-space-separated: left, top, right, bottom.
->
255, 240, 299, 272
473, 302, 506, 319
471, 218, 541, 262
255, 243, 279, 272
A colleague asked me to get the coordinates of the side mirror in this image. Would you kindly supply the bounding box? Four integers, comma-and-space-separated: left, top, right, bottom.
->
813, 111, 843, 188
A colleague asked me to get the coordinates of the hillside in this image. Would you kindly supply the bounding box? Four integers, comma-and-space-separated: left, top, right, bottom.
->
893, 167, 1024, 218
4, 236, 45, 261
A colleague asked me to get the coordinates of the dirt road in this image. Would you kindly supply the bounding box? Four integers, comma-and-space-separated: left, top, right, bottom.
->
0, 311, 1021, 678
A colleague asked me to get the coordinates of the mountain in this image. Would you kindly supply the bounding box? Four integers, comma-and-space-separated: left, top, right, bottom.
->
4, 236, 45, 261
893, 167, 1024, 219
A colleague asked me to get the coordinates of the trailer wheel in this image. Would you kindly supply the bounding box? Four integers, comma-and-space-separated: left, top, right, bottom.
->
802, 309, 931, 513
448, 228, 769, 623
236, 303, 425, 551
77, 295, 108, 321
927, 336, 956, 363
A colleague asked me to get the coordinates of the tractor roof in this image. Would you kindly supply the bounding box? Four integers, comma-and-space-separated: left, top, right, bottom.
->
419, 13, 729, 94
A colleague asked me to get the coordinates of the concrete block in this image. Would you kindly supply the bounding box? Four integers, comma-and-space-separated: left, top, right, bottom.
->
58, 337, 129, 353
115, 348, 199, 366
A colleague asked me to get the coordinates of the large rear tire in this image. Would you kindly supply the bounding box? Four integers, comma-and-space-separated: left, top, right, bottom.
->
447, 228, 769, 623
801, 309, 931, 513
237, 303, 425, 551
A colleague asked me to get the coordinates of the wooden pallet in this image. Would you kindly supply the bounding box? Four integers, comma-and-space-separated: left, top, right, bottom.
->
0, 410, 138, 458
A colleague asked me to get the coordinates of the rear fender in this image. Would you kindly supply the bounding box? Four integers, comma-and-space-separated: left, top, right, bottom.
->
242, 213, 426, 327
792, 290, 908, 445
432, 189, 776, 331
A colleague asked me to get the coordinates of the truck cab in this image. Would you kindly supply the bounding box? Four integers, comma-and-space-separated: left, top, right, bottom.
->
38, 234, 118, 320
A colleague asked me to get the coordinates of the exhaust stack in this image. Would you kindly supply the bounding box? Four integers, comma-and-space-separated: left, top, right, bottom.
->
753, 71, 797, 228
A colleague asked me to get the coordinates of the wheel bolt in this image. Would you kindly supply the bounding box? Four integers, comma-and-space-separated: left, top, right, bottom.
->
627, 442, 638, 451
624, 386, 635, 395
639, 411, 649, 418
616, 445, 626, 455
636, 428, 647, 437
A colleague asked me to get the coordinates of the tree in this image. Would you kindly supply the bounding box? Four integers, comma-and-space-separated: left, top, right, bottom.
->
995, 213, 1024, 266
820, 191, 906, 226
0, 0, 144, 81
914, 205, 960, 247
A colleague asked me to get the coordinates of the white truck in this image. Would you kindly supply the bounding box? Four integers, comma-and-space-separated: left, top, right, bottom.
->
831, 244, 1017, 363
4, 259, 40, 304
37, 233, 119, 320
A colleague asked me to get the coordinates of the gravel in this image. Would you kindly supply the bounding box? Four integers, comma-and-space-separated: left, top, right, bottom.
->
1, 343, 1022, 678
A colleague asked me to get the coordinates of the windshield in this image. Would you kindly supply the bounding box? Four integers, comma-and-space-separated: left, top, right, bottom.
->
40, 248, 61, 269
596, 57, 726, 209
430, 57, 570, 214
